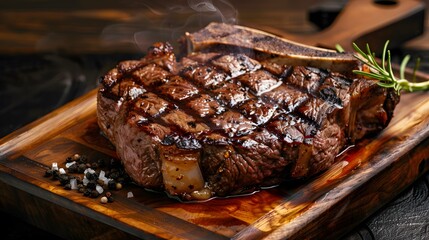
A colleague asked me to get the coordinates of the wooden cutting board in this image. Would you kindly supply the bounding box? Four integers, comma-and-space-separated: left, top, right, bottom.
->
1, 85, 429, 240
1, 1, 429, 239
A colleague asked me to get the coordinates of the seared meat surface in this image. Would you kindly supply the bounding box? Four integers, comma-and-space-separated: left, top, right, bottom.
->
97, 24, 399, 200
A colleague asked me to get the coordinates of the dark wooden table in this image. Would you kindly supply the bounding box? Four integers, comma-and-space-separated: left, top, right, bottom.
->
1, 0, 429, 239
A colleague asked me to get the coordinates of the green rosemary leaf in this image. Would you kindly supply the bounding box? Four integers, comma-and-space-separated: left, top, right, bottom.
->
335, 44, 345, 53
352, 41, 429, 95
400, 55, 410, 80
352, 70, 387, 80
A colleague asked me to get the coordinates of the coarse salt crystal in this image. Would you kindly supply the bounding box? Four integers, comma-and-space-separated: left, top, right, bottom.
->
98, 170, 105, 179
65, 161, 76, 168
82, 177, 89, 186
127, 191, 134, 198
84, 168, 95, 174
52, 162, 58, 171
70, 179, 78, 190
59, 168, 66, 175
96, 185, 104, 194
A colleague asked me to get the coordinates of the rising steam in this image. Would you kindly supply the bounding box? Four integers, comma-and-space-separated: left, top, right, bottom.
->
101, 0, 237, 53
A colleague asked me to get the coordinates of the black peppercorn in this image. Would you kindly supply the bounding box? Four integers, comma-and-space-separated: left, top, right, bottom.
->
83, 189, 91, 197
86, 180, 97, 190
78, 164, 86, 173
109, 171, 120, 179
58, 174, 69, 186
75, 176, 82, 184
43, 153, 129, 202
80, 155, 88, 163
91, 162, 99, 170
66, 154, 76, 163
51, 169, 59, 180
97, 158, 106, 168
110, 158, 120, 167
107, 180, 117, 190
90, 190, 100, 198
85, 172, 98, 181
67, 164, 77, 173
44, 169, 53, 178
64, 183, 71, 190
78, 186, 85, 193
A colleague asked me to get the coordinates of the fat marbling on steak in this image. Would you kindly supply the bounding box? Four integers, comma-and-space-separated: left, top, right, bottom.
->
97, 23, 400, 201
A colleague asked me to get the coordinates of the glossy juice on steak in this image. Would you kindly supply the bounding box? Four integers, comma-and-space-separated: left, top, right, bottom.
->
96, 23, 399, 201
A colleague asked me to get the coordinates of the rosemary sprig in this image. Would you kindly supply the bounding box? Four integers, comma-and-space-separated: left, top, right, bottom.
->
352, 40, 429, 95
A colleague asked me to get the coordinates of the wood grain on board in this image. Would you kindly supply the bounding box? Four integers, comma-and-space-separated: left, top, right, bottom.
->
1, 0, 429, 239
1, 87, 429, 239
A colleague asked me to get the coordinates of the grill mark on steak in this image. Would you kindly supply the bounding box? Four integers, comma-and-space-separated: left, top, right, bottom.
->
267, 113, 318, 144
178, 54, 266, 138
127, 86, 209, 150
180, 64, 228, 90
97, 39, 400, 199
101, 48, 359, 147
284, 66, 327, 93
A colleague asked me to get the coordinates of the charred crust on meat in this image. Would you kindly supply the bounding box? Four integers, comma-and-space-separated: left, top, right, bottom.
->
187, 121, 197, 128
162, 134, 176, 146
319, 87, 342, 106
97, 23, 401, 200
175, 137, 202, 150
146, 42, 174, 58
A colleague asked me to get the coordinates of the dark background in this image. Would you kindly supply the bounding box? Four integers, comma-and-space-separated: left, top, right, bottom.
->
1, 0, 429, 239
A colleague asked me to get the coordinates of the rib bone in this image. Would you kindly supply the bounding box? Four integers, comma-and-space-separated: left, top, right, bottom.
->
185, 22, 359, 72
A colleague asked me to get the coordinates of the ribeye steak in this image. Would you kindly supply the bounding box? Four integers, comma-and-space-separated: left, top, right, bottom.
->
97, 23, 400, 201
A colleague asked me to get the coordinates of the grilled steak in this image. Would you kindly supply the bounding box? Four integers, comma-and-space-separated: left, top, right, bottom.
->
97, 23, 400, 200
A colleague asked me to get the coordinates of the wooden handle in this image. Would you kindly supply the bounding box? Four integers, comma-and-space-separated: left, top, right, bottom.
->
263, 0, 428, 82
267, 0, 425, 52
318, 0, 425, 50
